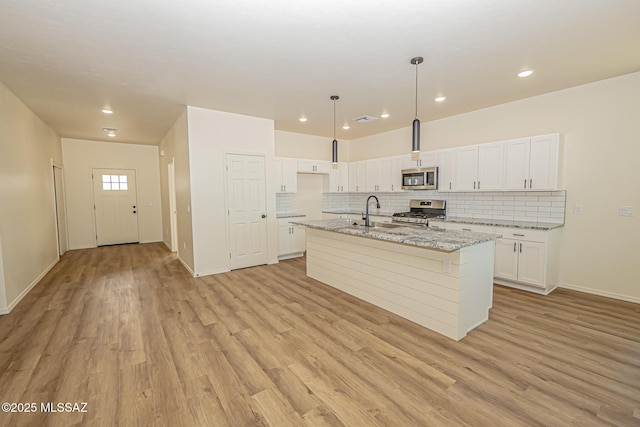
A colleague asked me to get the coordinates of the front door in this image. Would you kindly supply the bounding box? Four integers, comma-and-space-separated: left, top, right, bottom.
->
226, 154, 268, 269
93, 168, 139, 246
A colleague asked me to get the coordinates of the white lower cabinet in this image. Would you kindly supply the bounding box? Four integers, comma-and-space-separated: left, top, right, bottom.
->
278, 217, 306, 260
429, 221, 562, 294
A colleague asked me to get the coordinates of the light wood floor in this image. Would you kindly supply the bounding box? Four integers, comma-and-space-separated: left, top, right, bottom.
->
1, 243, 639, 426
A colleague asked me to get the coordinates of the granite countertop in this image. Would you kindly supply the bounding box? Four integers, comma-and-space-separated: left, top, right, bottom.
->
292, 219, 501, 252
276, 213, 307, 219
322, 209, 396, 217
432, 217, 564, 231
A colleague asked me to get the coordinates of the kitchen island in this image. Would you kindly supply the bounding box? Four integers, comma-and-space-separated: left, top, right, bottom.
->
292, 219, 501, 341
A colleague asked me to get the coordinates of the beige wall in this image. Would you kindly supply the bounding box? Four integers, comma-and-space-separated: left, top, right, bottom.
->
158, 109, 195, 272
0, 81, 62, 313
275, 130, 351, 161
61, 138, 163, 249
350, 72, 640, 302
187, 106, 277, 276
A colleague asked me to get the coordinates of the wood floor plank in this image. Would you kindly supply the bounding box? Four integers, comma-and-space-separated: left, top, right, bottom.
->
0, 244, 639, 426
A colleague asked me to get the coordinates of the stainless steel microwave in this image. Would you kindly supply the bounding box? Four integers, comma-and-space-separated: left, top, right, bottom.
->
401, 167, 438, 190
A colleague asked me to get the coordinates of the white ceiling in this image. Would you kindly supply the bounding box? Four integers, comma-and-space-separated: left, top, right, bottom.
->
1, 0, 639, 145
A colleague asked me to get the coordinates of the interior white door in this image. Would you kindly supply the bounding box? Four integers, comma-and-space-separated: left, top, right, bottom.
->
226, 154, 268, 270
93, 168, 139, 246
168, 162, 178, 252
53, 166, 68, 256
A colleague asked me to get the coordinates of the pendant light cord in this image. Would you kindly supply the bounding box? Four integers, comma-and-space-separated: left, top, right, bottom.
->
333, 99, 336, 139
415, 62, 419, 119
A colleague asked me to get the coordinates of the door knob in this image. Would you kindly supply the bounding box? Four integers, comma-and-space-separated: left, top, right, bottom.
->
261, 214, 266, 218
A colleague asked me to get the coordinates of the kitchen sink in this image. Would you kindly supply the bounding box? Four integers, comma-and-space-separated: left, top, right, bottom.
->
350, 221, 404, 229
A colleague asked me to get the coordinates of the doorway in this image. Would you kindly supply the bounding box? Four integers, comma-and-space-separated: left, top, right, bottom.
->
52, 165, 68, 256
226, 154, 268, 270
92, 168, 139, 246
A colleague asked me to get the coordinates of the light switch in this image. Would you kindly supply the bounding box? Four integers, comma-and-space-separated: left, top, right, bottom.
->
573, 204, 583, 215
619, 206, 634, 217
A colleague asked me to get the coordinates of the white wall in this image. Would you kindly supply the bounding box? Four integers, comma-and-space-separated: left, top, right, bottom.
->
158, 109, 195, 272
275, 130, 350, 161
349, 72, 640, 302
187, 106, 277, 276
62, 138, 163, 249
0, 81, 62, 313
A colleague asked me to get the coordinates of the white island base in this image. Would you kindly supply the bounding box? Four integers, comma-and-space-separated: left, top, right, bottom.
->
305, 228, 496, 341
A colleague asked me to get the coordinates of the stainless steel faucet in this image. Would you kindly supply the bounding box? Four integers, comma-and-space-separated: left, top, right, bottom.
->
364, 195, 380, 227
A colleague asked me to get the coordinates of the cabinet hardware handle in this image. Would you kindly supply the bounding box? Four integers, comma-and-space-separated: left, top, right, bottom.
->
513, 233, 525, 237
513, 242, 517, 252
462, 228, 471, 231
530, 179, 532, 188
478, 181, 480, 189
449, 182, 452, 190
519, 243, 523, 253
524, 179, 527, 189
391, 185, 394, 191
474, 181, 476, 189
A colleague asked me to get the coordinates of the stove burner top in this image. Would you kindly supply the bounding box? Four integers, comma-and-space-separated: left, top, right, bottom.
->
392, 199, 446, 225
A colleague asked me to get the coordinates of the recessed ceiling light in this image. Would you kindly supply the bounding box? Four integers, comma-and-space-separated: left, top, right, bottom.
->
380, 113, 390, 118
299, 117, 307, 122
434, 96, 446, 102
342, 124, 350, 130
517, 69, 535, 78
102, 109, 113, 114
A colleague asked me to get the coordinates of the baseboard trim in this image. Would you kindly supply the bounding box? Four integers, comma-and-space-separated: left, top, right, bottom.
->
0, 257, 59, 315
558, 282, 640, 304
193, 267, 230, 278
177, 256, 195, 276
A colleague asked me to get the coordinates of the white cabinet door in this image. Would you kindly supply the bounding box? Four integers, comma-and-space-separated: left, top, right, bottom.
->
275, 158, 297, 193
517, 241, 546, 288
420, 151, 438, 167
504, 138, 531, 190
437, 149, 456, 192
390, 156, 405, 192
298, 160, 330, 174
455, 146, 479, 191
477, 142, 504, 191
328, 162, 349, 192
494, 238, 519, 281
529, 134, 559, 190
291, 226, 306, 253
349, 162, 366, 192
377, 159, 391, 192
365, 160, 379, 192
281, 158, 297, 193
278, 225, 292, 255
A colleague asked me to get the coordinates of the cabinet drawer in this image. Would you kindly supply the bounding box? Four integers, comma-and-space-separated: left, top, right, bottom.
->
278, 216, 305, 227
499, 228, 546, 243
438, 222, 494, 234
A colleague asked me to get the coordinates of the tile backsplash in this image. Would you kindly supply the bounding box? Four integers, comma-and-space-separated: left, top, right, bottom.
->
320, 190, 566, 224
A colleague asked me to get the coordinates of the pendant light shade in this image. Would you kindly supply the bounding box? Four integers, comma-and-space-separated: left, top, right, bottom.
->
410, 57, 423, 153
330, 95, 339, 164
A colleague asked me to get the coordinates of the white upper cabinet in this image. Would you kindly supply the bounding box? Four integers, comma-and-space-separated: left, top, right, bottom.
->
275, 157, 297, 193
455, 145, 479, 191
404, 151, 438, 169
365, 159, 391, 192
328, 162, 349, 193
454, 143, 504, 191
298, 159, 330, 174
390, 156, 406, 192
348, 161, 366, 192
529, 134, 560, 190
504, 134, 560, 190
437, 149, 456, 192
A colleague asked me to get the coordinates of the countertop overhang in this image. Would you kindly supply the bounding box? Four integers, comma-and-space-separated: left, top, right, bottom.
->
293, 219, 501, 252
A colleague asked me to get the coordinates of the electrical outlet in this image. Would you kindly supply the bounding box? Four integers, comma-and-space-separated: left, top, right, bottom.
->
619, 206, 634, 217
573, 204, 583, 215
442, 260, 451, 273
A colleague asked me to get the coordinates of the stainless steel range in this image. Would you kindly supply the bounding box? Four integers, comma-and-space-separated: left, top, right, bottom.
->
392, 199, 446, 226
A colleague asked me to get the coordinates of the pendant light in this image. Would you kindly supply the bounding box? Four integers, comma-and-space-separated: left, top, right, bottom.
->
410, 56, 423, 153
330, 95, 339, 164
